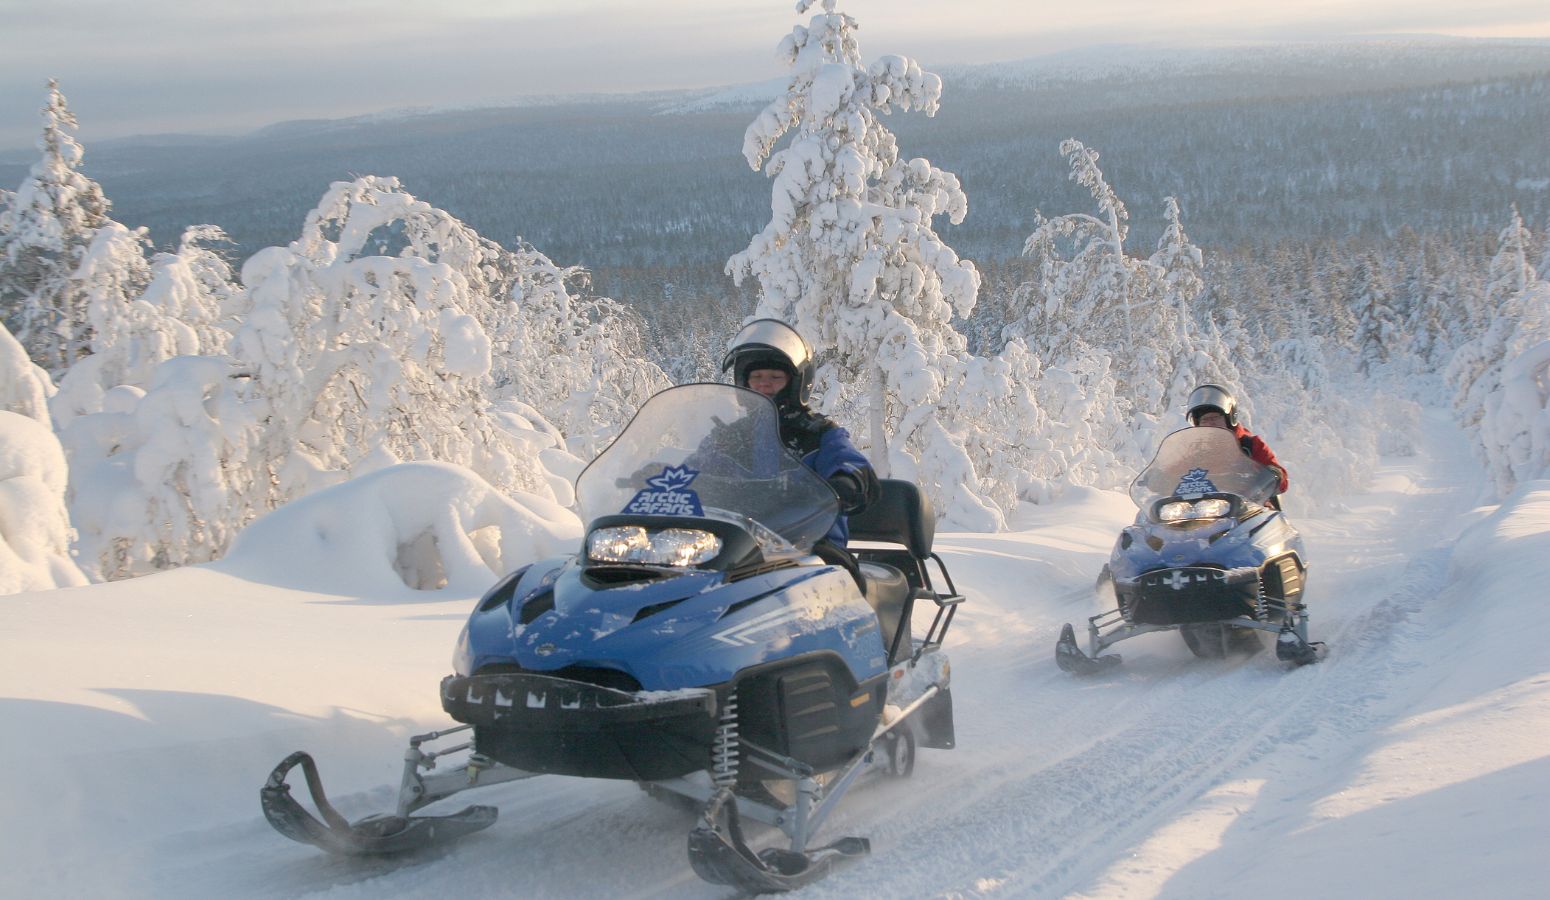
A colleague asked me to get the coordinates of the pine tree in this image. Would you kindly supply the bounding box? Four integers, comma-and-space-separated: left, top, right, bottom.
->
1448, 206, 1540, 428
726, 0, 995, 527
1350, 251, 1402, 375
0, 81, 112, 375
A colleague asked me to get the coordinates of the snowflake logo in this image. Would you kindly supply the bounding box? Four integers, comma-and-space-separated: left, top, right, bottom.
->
1175, 467, 1218, 495
646, 465, 699, 492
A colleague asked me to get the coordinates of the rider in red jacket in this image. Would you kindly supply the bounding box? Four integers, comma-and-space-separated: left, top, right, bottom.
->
1186, 384, 1289, 496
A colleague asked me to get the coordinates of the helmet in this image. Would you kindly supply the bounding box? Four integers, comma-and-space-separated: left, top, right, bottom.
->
721, 319, 815, 408
1186, 383, 1238, 427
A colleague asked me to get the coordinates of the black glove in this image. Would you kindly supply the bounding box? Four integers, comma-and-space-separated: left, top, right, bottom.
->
778, 407, 834, 455
827, 467, 880, 515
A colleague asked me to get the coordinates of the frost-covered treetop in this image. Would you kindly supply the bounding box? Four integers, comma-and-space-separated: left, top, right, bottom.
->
1, 80, 108, 258
732, 0, 973, 369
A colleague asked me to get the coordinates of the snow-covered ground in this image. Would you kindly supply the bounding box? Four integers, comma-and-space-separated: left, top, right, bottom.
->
4, 408, 1547, 899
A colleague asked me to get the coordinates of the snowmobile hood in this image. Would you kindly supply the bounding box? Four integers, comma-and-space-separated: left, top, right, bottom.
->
456, 558, 887, 692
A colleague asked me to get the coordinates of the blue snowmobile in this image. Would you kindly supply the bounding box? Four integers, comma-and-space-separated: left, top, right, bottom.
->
1056, 425, 1323, 673
260, 383, 962, 892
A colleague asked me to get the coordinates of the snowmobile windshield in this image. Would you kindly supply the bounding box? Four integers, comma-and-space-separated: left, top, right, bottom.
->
575, 384, 840, 555
1130, 427, 1281, 512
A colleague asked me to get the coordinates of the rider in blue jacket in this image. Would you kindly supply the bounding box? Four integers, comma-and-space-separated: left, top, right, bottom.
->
721, 320, 879, 554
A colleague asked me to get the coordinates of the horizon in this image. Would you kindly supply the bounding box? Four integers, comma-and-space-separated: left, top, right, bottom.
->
2, 0, 1548, 152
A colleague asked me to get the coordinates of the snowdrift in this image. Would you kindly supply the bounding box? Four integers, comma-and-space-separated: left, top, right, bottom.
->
214, 460, 582, 596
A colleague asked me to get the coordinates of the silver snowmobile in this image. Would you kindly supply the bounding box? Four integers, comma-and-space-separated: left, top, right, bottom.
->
1056, 425, 1324, 673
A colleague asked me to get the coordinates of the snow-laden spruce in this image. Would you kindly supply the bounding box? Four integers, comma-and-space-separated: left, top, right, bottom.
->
0, 81, 111, 376
1448, 207, 1541, 431
727, 0, 998, 528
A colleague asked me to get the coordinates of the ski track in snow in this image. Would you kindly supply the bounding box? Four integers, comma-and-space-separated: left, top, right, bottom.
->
4, 412, 1504, 899
797, 411, 1487, 898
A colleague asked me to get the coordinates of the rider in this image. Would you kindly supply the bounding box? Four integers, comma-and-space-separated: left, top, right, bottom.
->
1186, 383, 1289, 500
721, 319, 880, 564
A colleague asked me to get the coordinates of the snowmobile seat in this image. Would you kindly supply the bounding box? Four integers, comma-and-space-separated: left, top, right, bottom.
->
848, 479, 936, 587
859, 561, 911, 663
848, 479, 937, 663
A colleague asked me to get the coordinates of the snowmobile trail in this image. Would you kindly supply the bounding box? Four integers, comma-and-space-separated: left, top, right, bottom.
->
788, 410, 1487, 898
5, 414, 1499, 900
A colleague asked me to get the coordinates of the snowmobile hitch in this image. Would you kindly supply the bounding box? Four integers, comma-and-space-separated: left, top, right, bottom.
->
260, 724, 536, 856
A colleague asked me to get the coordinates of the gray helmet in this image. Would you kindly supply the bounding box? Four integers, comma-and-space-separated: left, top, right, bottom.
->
1186, 383, 1238, 427
721, 319, 816, 408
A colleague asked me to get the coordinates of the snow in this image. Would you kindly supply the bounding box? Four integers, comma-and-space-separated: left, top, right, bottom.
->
216, 460, 581, 596
3, 409, 1546, 897
0, 410, 86, 593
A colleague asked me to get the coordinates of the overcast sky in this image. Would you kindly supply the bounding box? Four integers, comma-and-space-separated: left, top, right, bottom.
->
1, 0, 1547, 151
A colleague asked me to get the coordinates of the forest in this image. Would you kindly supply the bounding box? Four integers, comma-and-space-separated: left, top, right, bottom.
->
1, 16, 1547, 592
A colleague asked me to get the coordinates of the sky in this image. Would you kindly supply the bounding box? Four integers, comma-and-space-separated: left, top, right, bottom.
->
1, 0, 1549, 150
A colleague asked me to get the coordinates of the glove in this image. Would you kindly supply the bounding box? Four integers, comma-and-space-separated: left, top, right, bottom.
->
828, 471, 867, 514
827, 467, 880, 515
778, 407, 834, 454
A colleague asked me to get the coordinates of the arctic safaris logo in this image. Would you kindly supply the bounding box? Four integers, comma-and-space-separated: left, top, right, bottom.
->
1175, 467, 1218, 496
623, 465, 705, 516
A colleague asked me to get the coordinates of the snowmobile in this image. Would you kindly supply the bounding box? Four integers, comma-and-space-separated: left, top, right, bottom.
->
260, 383, 962, 893
1056, 425, 1323, 674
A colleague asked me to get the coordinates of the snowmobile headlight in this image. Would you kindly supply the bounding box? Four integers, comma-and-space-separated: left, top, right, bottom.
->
1157, 498, 1232, 522
1192, 498, 1232, 519
587, 526, 723, 567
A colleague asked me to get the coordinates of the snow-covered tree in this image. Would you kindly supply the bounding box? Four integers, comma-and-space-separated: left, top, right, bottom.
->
0, 81, 112, 375
1479, 333, 1550, 495
61, 356, 260, 580
1350, 251, 1402, 375
1149, 195, 1219, 419
232, 176, 540, 504
0, 409, 88, 594
1014, 145, 1229, 467
0, 318, 54, 427
726, 0, 992, 527
495, 241, 668, 461
1032, 348, 1132, 489
1013, 141, 1147, 364
1448, 207, 1540, 428
230, 176, 666, 512
142, 225, 241, 355
46, 222, 156, 426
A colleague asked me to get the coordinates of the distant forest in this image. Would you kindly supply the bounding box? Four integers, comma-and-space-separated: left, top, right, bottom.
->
4, 39, 1547, 367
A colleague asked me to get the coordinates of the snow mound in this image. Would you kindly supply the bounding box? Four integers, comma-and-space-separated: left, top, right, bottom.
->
1452, 478, 1550, 590
0, 411, 88, 594
214, 461, 581, 596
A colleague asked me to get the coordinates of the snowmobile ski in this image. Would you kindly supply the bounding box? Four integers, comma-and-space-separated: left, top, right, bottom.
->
687, 787, 869, 893
260, 750, 497, 856
1275, 625, 1327, 666
1055, 622, 1122, 675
